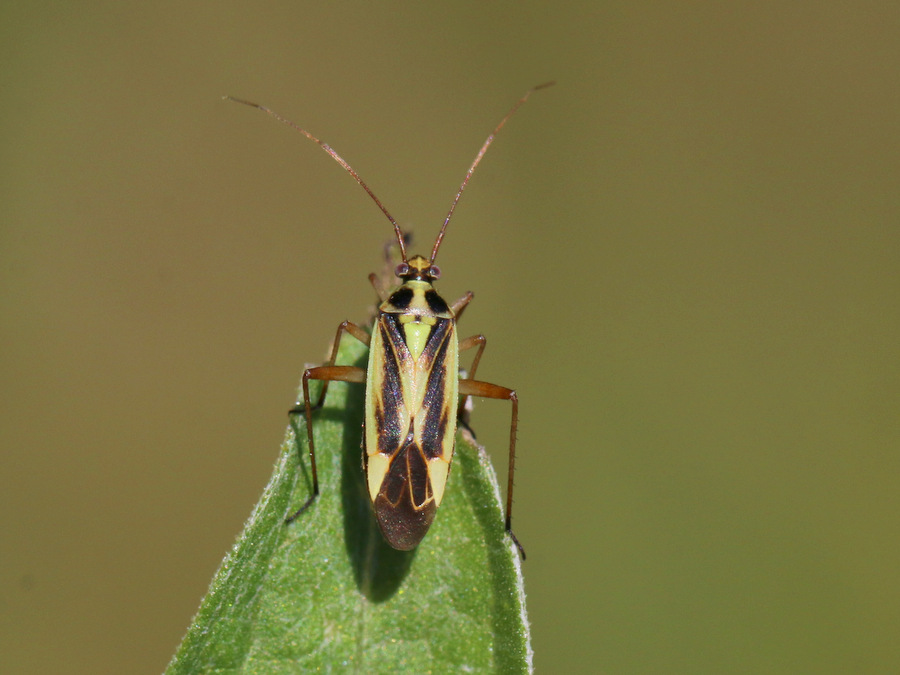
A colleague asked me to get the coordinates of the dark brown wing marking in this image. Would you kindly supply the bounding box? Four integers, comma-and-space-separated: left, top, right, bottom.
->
373, 316, 406, 454
373, 436, 437, 550
420, 325, 453, 459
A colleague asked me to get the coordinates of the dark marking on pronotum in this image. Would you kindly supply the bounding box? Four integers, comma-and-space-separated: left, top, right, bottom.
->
425, 289, 450, 314
388, 286, 414, 310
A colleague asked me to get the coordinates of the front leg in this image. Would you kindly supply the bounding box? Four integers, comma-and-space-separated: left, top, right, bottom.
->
450, 291, 474, 321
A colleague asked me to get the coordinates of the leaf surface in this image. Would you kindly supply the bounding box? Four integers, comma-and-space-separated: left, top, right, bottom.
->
166, 337, 531, 674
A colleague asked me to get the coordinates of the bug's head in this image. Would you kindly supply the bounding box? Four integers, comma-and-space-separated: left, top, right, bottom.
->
396, 255, 441, 282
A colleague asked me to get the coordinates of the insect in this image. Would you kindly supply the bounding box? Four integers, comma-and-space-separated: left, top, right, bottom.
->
226, 83, 552, 556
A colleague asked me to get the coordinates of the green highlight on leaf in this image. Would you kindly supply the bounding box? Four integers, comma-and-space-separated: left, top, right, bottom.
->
166, 338, 532, 674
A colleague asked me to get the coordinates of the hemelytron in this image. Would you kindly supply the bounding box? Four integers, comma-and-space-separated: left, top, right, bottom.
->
226, 83, 552, 556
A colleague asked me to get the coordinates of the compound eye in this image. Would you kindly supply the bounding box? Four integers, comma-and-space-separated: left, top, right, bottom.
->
428, 264, 441, 279
395, 263, 410, 277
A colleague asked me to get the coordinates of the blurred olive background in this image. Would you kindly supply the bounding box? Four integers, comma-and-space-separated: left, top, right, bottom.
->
2, 2, 899, 673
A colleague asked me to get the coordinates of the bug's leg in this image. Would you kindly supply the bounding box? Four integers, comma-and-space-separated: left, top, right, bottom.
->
457, 378, 524, 559
285, 320, 369, 523
459, 334, 487, 381
450, 291, 474, 322
286, 364, 366, 523
368, 273, 390, 303
452, 292, 479, 423
290, 320, 370, 412
457, 333, 487, 431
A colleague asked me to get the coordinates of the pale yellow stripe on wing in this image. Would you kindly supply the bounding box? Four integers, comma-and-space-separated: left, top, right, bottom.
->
364, 320, 395, 499
367, 453, 391, 502
428, 457, 450, 506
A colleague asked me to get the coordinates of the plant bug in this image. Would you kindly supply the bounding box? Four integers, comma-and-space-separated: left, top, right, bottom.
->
226, 83, 552, 556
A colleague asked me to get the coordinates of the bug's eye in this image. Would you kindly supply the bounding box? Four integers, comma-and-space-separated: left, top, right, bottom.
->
428, 265, 441, 279
395, 263, 410, 277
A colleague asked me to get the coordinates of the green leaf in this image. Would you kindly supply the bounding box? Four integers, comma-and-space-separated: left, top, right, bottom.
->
166, 337, 532, 674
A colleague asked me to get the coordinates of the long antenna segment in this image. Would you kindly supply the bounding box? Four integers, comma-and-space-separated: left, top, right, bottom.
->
430, 81, 555, 264
224, 95, 408, 262
224, 81, 554, 266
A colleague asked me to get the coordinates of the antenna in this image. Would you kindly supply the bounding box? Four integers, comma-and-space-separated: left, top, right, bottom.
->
224, 96, 409, 262
225, 82, 554, 266
429, 81, 555, 264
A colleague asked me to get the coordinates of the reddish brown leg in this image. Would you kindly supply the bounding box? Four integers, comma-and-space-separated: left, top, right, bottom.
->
453, 291, 480, 413
457, 378, 524, 559
310, 321, 370, 408
368, 273, 390, 302
285, 322, 368, 522
458, 334, 487, 417
450, 291, 474, 321
459, 334, 487, 380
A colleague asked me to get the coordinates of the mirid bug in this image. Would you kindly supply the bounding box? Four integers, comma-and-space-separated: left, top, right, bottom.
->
226, 83, 552, 556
